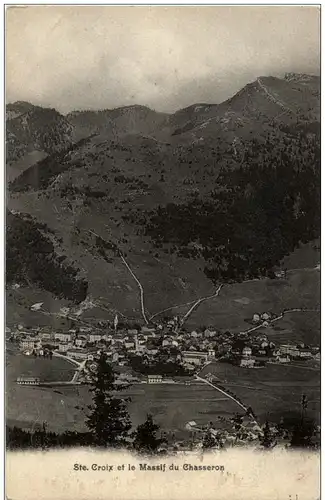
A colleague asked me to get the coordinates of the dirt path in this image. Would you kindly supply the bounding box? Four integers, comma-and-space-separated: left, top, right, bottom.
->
242, 307, 320, 335
180, 284, 223, 326
119, 253, 149, 324
257, 77, 295, 115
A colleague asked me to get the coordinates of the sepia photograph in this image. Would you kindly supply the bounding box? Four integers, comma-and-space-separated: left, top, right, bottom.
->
5, 4, 321, 499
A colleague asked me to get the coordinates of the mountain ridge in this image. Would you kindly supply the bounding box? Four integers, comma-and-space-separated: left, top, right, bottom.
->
6, 72, 320, 331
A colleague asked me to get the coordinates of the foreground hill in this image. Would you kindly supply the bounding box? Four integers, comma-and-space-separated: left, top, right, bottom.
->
6, 73, 320, 338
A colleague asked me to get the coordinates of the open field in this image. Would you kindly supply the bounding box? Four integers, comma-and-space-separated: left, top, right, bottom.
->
6, 350, 75, 382
200, 361, 320, 424
6, 381, 241, 438
186, 268, 320, 334
6, 350, 320, 436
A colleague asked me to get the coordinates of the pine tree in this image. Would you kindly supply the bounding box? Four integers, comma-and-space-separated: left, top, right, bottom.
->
132, 414, 165, 455
86, 352, 132, 448
259, 421, 275, 449
290, 395, 316, 449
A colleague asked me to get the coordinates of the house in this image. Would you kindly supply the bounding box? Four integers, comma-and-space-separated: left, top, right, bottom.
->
181, 351, 209, 365
279, 344, 299, 357
252, 314, 261, 324
162, 337, 173, 347
17, 376, 40, 386
204, 329, 217, 338
242, 347, 252, 357
112, 352, 119, 363
128, 329, 138, 335
261, 312, 271, 321
89, 333, 102, 343
54, 332, 72, 343
147, 374, 163, 384
240, 357, 255, 368
58, 342, 70, 353
162, 378, 176, 384
275, 355, 290, 363
141, 326, 156, 334
67, 350, 88, 360
124, 341, 135, 350
183, 363, 196, 372
20, 338, 41, 351
299, 349, 313, 359
40, 332, 54, 341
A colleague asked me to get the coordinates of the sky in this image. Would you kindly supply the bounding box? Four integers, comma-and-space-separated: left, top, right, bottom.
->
6, 5, 320, 114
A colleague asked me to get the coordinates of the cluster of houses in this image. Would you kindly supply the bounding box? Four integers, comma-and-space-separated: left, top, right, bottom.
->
8, 310, 320, 380
10, 322, 218, 372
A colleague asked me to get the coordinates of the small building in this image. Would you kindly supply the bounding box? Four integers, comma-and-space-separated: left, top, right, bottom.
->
299, 349, 313, 359
17, 376, 40, 386
252, 314, 261, 324
89, 333, 102, 343
181, 351, 209, 365
40, 332, 54, 341
141, 326, 156, 334
242, 347, 252, 357
276, 355, 290, 363
128, 329, 138, 335
19, 338, 41, 351
58, 342, 70, 353
54, 333, 72, 343
67, 349, 88, 360
147, 374, 163, 384
240, 358, 255, 368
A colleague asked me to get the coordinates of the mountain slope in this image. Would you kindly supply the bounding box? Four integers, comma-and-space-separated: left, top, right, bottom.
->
6, 102, 74, 165
6, 73, 320, 330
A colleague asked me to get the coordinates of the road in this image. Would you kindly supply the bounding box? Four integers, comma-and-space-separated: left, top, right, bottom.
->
180, 284, 223, 326
119, 253, 149, 324
242, 307, 320, 335
256, 77, 295, 115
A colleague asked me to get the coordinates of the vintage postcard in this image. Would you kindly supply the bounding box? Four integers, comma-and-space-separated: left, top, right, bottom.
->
5, 5, 320, 500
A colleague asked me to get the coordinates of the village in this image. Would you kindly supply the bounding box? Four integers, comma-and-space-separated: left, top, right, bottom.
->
7, 308, 320, 387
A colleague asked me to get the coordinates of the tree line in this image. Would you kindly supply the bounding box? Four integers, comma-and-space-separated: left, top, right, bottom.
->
144, 133, 320, 284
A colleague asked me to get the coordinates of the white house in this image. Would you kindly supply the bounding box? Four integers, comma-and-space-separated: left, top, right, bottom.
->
181, 351, 209, 365
252, 314, 261, 324
242, 347, 252, 357
20, 338, 41, 351
58, 342, 70, 353
147, 374, 163, 384
89, 333, 102, 343
67, 349, 88, 360
55, 332, 72, 343
240, 357, 255, 368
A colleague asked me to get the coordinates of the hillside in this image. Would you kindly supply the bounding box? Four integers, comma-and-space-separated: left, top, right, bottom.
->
6, 73, 320, 337
6, 102, 74, 178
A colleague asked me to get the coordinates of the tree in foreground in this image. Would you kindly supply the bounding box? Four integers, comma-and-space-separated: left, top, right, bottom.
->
259, 421, 276, 449
132, 414, 166, 455
290, 395, 317, 449
86, 352, 132, 448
